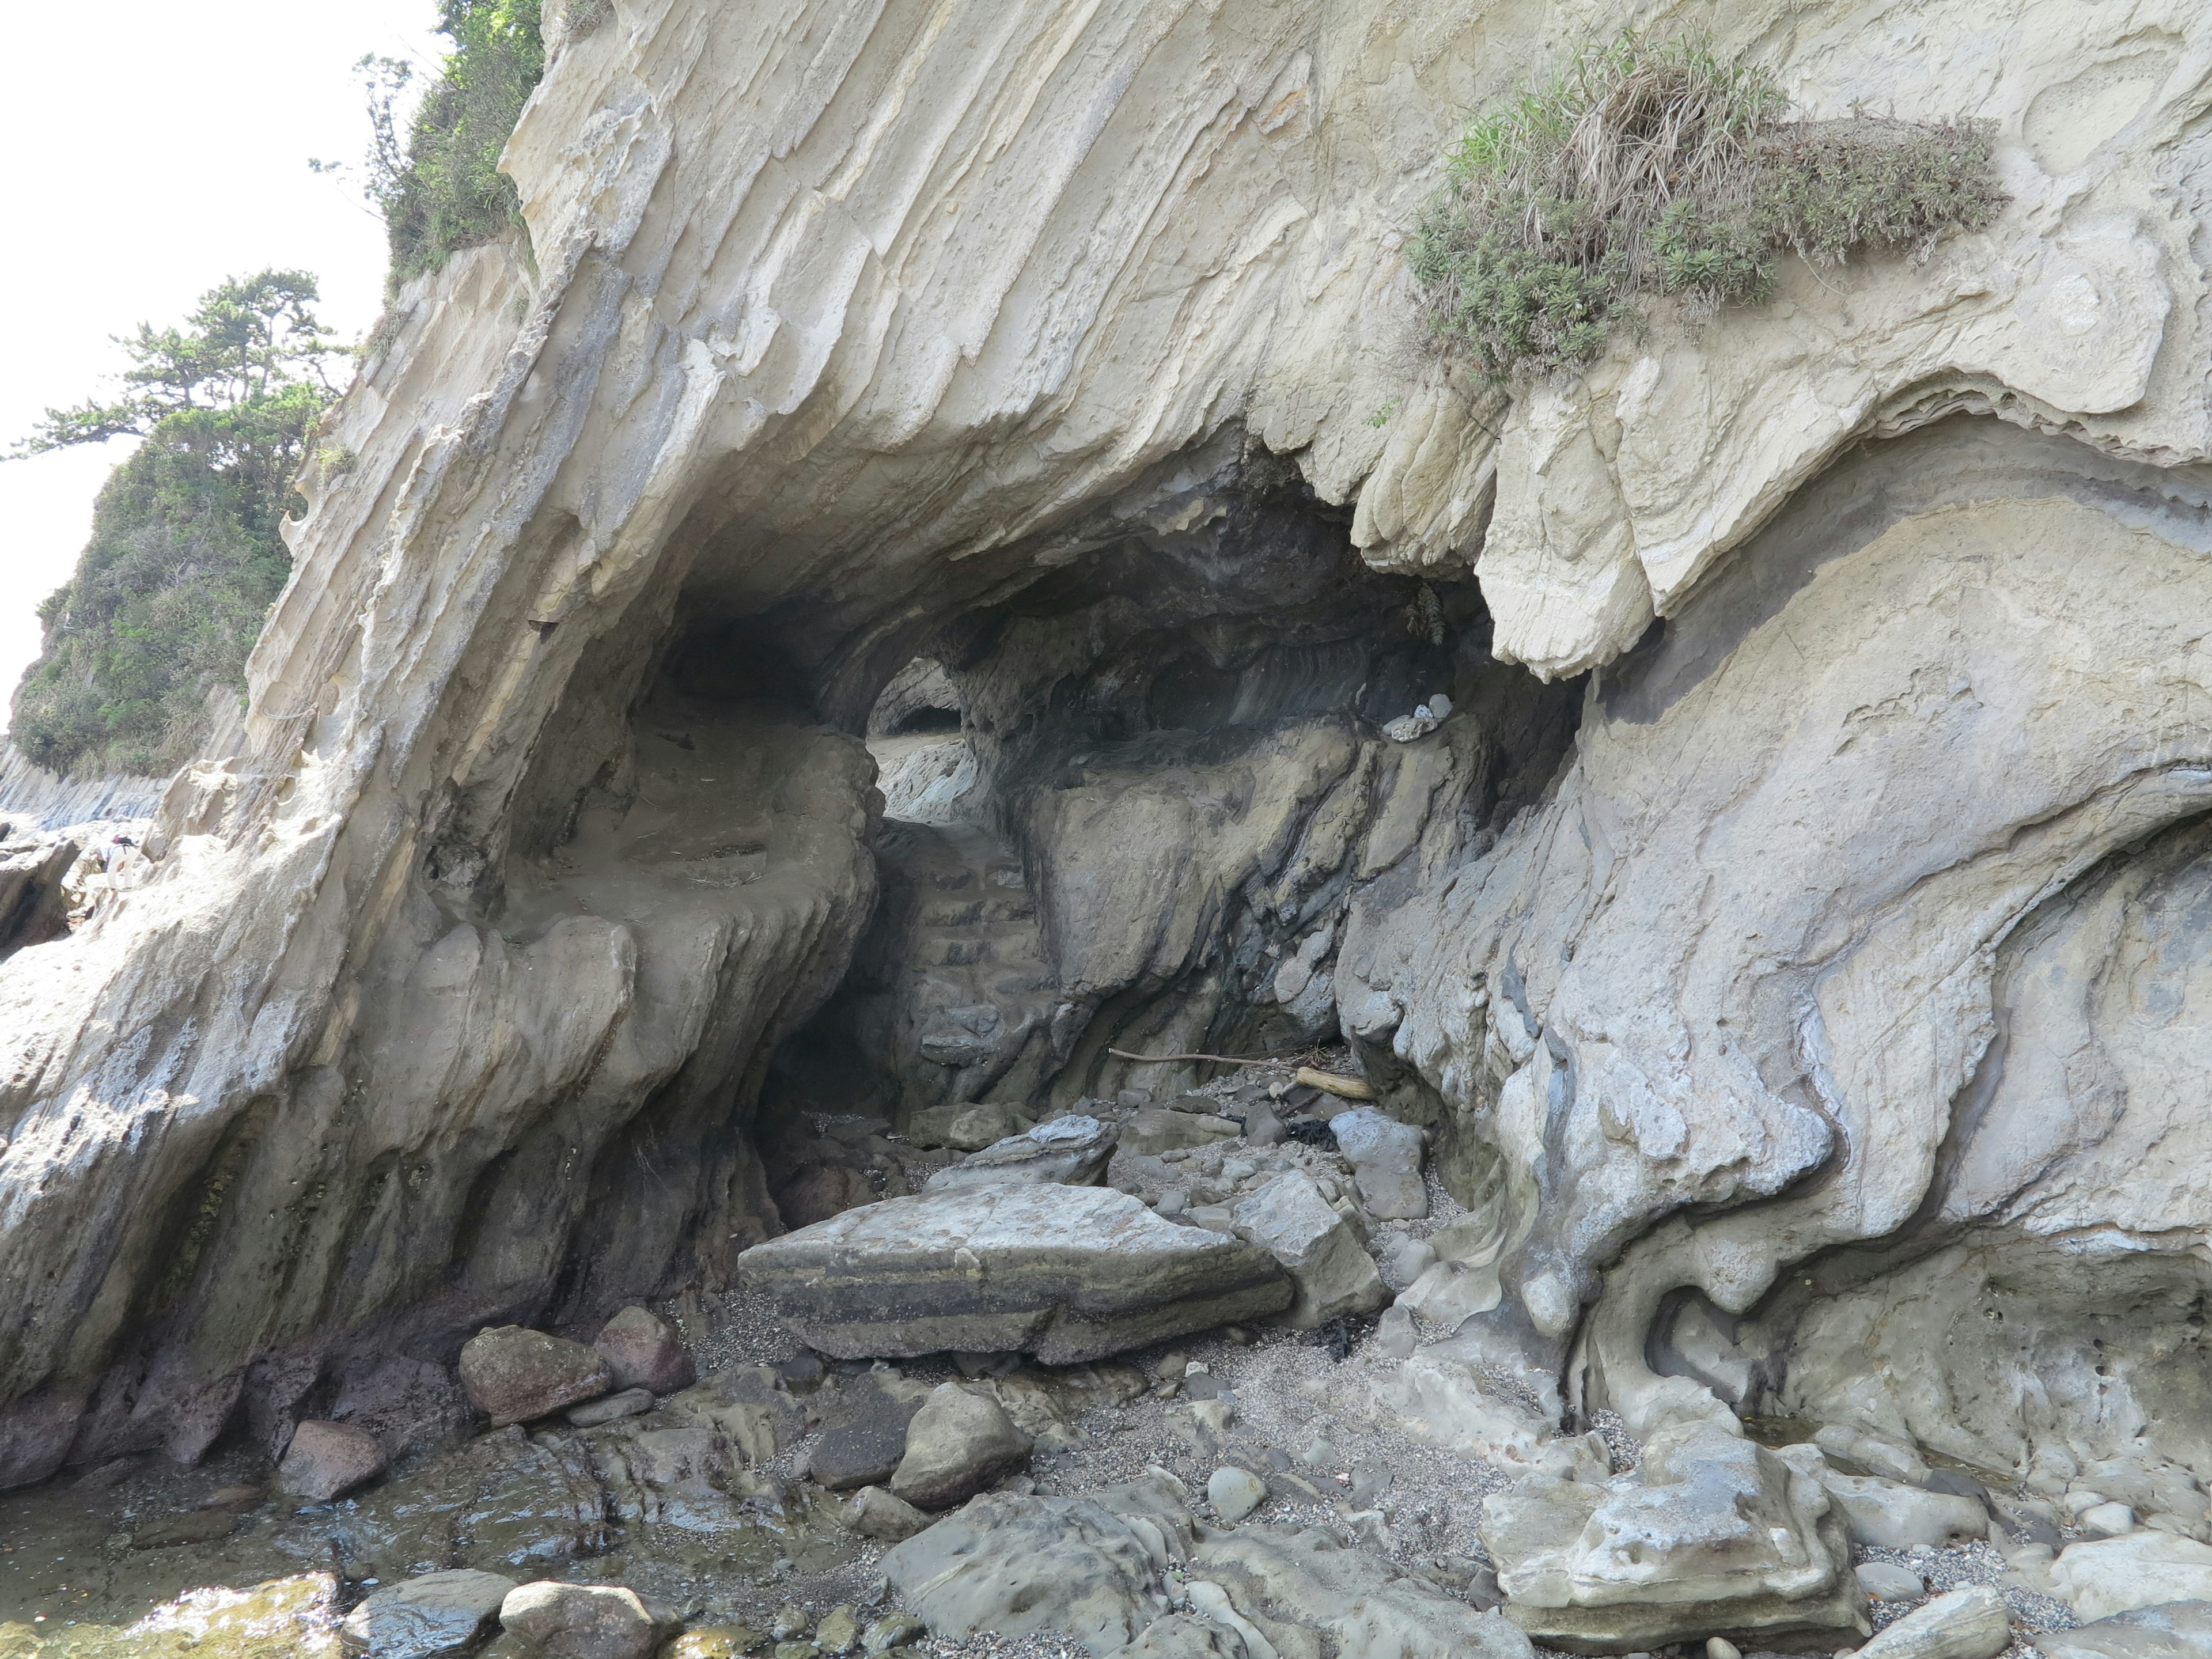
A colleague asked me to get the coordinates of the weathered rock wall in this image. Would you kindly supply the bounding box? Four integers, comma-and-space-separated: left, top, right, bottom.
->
0, 0, 2206, 1493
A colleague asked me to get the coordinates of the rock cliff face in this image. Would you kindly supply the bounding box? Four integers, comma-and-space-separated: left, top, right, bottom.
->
1, 0, 2207, 1519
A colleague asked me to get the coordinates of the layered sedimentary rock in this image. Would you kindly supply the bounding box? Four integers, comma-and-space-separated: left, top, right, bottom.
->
0, 0, 2207, 1543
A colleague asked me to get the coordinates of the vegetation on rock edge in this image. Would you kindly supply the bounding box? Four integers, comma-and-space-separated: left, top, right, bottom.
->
1411, 34, 2006, 381
6, 274, 346, 778
346, 0, 547, 287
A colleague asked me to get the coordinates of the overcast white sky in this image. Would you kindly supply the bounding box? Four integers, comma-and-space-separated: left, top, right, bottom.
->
0, 1, 442, 737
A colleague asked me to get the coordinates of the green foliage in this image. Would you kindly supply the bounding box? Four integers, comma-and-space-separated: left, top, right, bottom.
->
7, 274, 345, 778
1412, 35, 2003, 381
363, 1, 547, 285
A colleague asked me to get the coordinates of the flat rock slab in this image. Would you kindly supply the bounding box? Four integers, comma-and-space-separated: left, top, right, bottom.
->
925, 1116, 1119, 1193
738, 1186, 1290, 1363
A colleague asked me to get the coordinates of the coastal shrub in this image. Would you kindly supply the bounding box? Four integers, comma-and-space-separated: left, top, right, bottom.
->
340, 1, 546, 286
1411, 35, 2004, 380
7, 274, 343, 777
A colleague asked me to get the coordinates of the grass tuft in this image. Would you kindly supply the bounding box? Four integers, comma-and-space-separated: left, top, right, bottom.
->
1411, 35, 2004, 381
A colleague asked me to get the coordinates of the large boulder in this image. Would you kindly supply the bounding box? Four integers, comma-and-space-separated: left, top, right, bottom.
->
120, 1572, 344, 1658
890, 1382, 1034, 1509
1813, 1469, 1987, 1548
1482, 1421, 1868, 1653
925, 1116, 1119, 1193
1189, 1523, 1535, 1659
0, 834, 77, 961
1229, 1172, 1385, 1328
339, 1568, 517, 1658
2052, 1536, 2212, 1623
592, 1306, 696, 1395
460, 1328, 613, 1427
737, 1185, 1290, 1363
499, 1582, 657, 1659
908, 1101, 1033, 1151
281, 1419, 389, 1503
1851, 1585, 2012, 1659
882, 1472, 1196, 1655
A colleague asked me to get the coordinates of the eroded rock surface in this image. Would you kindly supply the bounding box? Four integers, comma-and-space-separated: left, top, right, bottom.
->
1, 3, 2209, 1654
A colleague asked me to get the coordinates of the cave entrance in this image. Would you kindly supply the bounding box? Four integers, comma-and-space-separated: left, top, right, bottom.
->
751, 453, 1581, 1229
866, 657, 977, 824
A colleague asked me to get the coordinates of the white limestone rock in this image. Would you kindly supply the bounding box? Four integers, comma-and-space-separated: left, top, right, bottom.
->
1851, 1585, 2011, 1659
1229, 1172, 1386, 1329
1480, 1416, 1868, 1651
1812, 1469, 1987, 1549
2052, 1536, 2212, 1623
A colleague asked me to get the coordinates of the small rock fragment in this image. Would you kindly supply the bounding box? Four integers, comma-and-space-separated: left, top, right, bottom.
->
566, 1387, 656, 1427
843, 1484, 931, 1541
593, 1306, 697, 1395
280, 1419, 387, 1503
1154, 1352, 1190, 1381
1708, 1640, 1742, 1659
858, 1619, 920, 1654
815, 1606, 861, 1655
339, 1567, 516, 1658
925, 1116, 1118, 1193
2084, 1502, 2138, 1537
1857, 1562, 1927, 1601
499, 1581, 657, 1659
1207, 1466, 1267, 1522
1372, 1304, 1416, 1359
863, 1614, 926, 1656
891, 1382, 1034, 1509
1379, 1234, 1437, 1293
1851, 1584, 2010, 1659
771, 1605, 809, 1640
461, 1327, 614, 1427
1330, 1108, 1426, 1219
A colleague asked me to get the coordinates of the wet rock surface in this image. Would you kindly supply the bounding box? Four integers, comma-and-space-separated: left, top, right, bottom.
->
338, 1567, 515, 1658
281, 1422, 388, 1505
